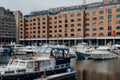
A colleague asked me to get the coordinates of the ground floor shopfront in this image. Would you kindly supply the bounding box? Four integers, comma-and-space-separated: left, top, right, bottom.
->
19, 37, 120, 46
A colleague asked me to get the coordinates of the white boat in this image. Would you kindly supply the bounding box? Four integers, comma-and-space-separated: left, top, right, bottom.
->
75, 42, 95, 59
0, 46, 72, 80
91, 46, 118, 60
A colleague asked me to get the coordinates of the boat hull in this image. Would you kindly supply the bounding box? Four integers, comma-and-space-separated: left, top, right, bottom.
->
92, 53, 117, 60
76, 51, 92, 60
0, 68, 70, 80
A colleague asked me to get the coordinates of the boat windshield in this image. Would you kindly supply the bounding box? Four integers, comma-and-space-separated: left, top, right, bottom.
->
12, 61, 18, 65
45, 48, 52, 54
97, 49, 110, 51
19, 61, 26, 66
39, 47, 47, 53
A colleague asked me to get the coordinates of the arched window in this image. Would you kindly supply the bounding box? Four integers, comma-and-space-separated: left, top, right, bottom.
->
116, 8, 120, 12
116, 26, 120, 29
99, 27, 104, 30
116, 32, 120, 35
77, 28, 81, 31
86, 28, 89, 31
99, 10, 104, 14
71, 34, 74, 37
93, 28, 97, 31
116, 14, 120, 18
93, 33, 96, 37
85, 33, 90, 37
77, 13, 81, 16
108, 26, 112, 30
99, 32, 104, 36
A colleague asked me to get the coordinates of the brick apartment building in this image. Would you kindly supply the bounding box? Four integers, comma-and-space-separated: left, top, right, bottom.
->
19, 0, 120, 46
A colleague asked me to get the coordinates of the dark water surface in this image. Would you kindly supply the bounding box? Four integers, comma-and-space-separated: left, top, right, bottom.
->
71, 58, 120, 80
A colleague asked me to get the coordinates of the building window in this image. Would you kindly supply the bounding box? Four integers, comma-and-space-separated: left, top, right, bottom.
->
71, 19, 74, 22
86, 28, 89, 31
71, 34, 74, 37
71, 29, 74, 32
54, 21, 57, 24
78, 23, 81, 27
108, 26, 112, 30
86, 18, 89, 21
59, 16, 62, 18
108, 15, 112, 19
85, 33, 89, 37
99, 10, 104, 14
77, 13, 81, 16
116, 26, 120, 29
108, 32, 111, 36
49, 17, 52, 20
33, 35, 36, 38
108, 20, 111, 25
38, 18, 40, 21
33, 18, 36, 21
43, 26, 46, 29
55, 30, 57, 32
93, 23, 96, 26
93, 12, 97, 16
116, 20, 120, 24
59, 25, 62, 28
43, 22, 46, 24
77, 18, 81, 21
116, 14, 120, 18
99, 27, 104, 30
65, 20, 68, 23
38, 26, 40, 29
85, 23, 89, 26
85, 13, 89, 16
71, 14, 74, 17
99, 22, 103, 26
38, 30, 40, 33
108, 9, 112, 14
59, 20, 62, 23
99, 16, 104, 20
38, 22, 40, 25
65, 24, 68, 27
43, 31, 46, 33
116, 32, 120, 35
93, 17, 97, 20
54, 16, 57, 19
54, 26, 57, 28
64, 14, 68, 18
93, 28, 97, 31
116, 8, 120, 12
99, 32, 104, 36
42, 17, 45, 20
93, 33, 96, 37
77, 28, 81, 31
71, 24, 74, 27
38, 35, 40, 38
59, 30, 62, 32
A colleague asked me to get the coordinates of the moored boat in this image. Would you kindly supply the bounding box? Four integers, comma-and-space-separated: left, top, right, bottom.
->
91, 46, 118, 60
0, 46, 72, 80
75, 42, 94, 59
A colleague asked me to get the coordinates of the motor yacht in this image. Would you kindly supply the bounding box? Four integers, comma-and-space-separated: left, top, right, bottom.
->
0, 46, 72, 80
91, 46, 118, 60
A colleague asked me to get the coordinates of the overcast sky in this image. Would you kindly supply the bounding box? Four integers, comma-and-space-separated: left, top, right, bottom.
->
0, 0, 102, 15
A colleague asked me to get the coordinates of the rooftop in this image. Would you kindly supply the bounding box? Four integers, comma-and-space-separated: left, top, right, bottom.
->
24, 1, 120, 18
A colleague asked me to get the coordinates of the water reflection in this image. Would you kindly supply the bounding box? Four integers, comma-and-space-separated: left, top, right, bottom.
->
71, 58, 120, 80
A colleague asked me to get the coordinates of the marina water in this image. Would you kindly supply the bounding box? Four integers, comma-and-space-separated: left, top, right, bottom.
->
71, 58, 120, 80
